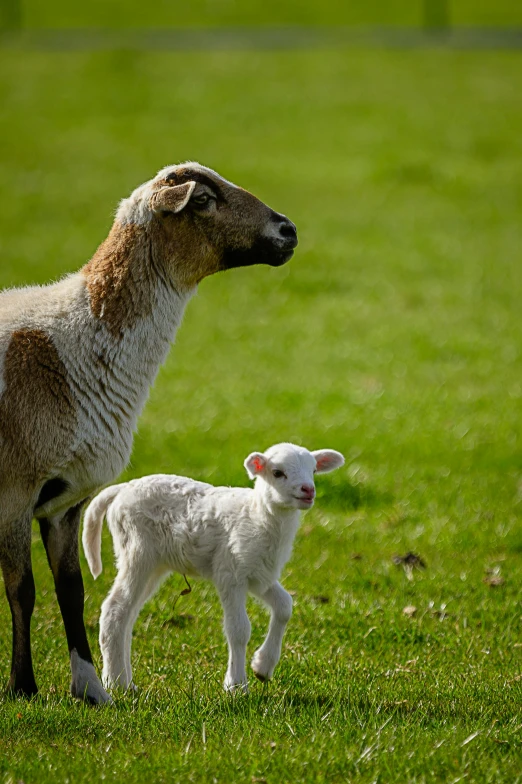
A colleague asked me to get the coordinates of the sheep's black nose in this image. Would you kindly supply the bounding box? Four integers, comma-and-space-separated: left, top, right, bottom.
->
271, 214, 298, 247
279, 220, 297, 240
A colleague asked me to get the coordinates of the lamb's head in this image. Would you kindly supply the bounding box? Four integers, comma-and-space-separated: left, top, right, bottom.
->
245, 443, 345, 511
116, 162, 298, 287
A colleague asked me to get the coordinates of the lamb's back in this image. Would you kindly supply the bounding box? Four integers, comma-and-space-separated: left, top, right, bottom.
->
119, 474, 214, 520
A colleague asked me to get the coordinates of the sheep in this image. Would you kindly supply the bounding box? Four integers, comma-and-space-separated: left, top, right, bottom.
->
82, 442, 344, 693
0, 163, 298, 703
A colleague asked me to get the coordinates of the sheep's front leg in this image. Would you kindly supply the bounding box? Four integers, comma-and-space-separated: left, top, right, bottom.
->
39, 504, 111, 705
217, 584, 251, 693
250, 582, 293, 682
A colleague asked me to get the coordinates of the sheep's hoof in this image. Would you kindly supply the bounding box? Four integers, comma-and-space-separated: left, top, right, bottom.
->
253, 671, 268, 683
84, 690, 113, 706
4, 683, 39, 700
72, 683, 113, 705
70, 650, 113, 705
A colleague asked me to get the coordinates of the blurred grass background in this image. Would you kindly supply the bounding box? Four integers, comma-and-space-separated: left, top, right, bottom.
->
1, 0, 522, 28
0, 1, 521, 782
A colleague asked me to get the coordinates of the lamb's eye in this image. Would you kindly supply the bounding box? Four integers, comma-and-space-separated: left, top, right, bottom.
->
192, 193, 211, 206
272, 469, 286, 479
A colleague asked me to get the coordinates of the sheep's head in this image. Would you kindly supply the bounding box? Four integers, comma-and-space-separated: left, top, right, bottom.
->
244, 443, 345, 511
117, 163, 298, 288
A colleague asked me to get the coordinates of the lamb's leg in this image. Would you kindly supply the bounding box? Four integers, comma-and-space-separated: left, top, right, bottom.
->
0, 513, 38, 697
250, 581, 293, 682
122, 566, 169, 690
39, 504, 111, 704
217, 584, 250, 693
99, 560, 154, 690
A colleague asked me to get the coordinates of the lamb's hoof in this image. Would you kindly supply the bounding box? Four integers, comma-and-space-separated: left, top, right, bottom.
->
250, 652, 273, 683
101, 677, 136, 695
70, 650, 112, 705
224, 680, 249, 695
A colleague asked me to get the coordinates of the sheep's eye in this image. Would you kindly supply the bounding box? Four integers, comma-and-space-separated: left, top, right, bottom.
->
272, 469, 286, 479
192, 193, 212, 206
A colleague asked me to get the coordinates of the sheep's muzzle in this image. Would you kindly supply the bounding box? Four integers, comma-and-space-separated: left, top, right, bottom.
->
222, 216, 298, 270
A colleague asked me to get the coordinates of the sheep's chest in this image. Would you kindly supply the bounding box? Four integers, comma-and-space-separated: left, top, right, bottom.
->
61, 308, 177, 493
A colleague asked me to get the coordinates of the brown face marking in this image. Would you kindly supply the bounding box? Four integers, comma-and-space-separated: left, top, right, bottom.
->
83, 167, 296, 330
151, 206, 223, 289
152, 168, 283, 285
83, 222, 159, 338
175, 167, 270, 228
0, 329, 76, 488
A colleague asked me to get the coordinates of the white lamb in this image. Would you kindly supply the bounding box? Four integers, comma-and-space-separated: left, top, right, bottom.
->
82, 443, 344, 692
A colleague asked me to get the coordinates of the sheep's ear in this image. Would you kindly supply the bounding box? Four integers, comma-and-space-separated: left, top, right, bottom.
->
312, 450, 345, 473
150, 181, 196, 214
244, 452, 267, 480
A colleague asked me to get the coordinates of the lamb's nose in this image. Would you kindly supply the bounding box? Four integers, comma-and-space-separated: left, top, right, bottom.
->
301, 484, 315, 498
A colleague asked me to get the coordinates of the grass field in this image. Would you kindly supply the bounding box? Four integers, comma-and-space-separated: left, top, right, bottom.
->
0, 40, 521, 783
2, 0, 522, 28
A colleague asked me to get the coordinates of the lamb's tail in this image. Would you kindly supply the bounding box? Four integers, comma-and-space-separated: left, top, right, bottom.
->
82, 484, 126, 579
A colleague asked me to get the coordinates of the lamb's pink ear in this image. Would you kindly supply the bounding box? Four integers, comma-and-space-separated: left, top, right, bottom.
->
312, 450, 345, 474
150, 181, 196, 214
244, 452, 267, 480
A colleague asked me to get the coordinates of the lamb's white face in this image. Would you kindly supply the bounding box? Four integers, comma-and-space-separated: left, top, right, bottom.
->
244, 443, 345, 511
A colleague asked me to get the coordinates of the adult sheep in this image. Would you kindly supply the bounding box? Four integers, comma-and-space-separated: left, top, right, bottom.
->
0, 162, 297, 704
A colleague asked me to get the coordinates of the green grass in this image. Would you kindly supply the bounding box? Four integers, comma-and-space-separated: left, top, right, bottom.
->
3, 0, 522, 29
0, 45, 521, 782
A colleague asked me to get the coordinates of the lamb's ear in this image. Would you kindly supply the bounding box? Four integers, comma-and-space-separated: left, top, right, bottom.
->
244, 452, 267, 480
312, 450, 345, 473
150, 181, 196, 214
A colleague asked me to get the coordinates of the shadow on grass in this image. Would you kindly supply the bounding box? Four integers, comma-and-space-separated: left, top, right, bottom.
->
315, 477, 392, 512
160, 613, 196, 629
206, 689, 515, 728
